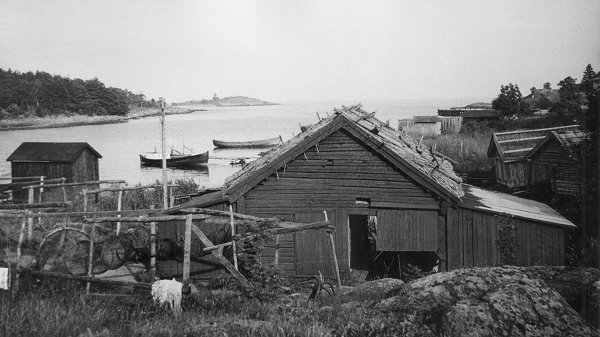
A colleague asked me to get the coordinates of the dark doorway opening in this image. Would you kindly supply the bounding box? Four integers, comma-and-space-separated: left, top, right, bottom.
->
349, 214, 370, 270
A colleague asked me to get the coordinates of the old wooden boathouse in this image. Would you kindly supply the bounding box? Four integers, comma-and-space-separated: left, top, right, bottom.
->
174, 105, 574, 276
487, 125, 579, 188
6, 142, 102, 201
525, 127, 584, 197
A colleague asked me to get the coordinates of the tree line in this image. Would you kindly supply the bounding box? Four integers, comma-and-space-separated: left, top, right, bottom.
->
0, 68, 160, 120
492, 64, 597, 125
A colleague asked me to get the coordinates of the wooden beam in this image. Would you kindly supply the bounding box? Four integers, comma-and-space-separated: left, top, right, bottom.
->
165, 207, 278, 222
229, 204, 238, 271
84, 184, 178, 195
22, 180, 125, 190
23, 270, 151, 289
183, 214, 192, 286
0, 202, 72, 210
497, 136, 546, 144
0, 209, 159, 219
84, 214, 211, 223
267, 220, 332, 235
323, 211, 341, 288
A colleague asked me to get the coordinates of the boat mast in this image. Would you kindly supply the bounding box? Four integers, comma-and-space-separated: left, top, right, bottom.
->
160, 97, 168, 210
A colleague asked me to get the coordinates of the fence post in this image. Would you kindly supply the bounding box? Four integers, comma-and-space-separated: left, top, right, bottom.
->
116, 190, 123, 235
150, 205, 156, 275
86, 223, 95, 295
274, 234, 280, 267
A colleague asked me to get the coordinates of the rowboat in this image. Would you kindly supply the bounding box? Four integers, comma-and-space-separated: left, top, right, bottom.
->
212, 136, 281, 148
139, 149, 209, 167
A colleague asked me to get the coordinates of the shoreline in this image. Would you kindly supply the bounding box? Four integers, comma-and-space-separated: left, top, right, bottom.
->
0, 108, 204, 132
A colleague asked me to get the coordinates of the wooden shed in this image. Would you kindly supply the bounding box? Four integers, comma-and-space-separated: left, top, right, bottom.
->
487, 125, 579, 188
174, 105, 574, 277
525, 128, 584, 197
398, 116, 441, 136
6, 142, 102, 200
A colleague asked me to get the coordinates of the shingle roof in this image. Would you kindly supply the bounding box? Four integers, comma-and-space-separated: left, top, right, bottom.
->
223, 104, 463, 202
525, 127, 585, 161
487, 125, 580, 162
6, 142, 102, 163
461, 184, 575, 227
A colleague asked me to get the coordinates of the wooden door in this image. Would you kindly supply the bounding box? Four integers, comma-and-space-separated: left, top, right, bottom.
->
294, 212, 335, 276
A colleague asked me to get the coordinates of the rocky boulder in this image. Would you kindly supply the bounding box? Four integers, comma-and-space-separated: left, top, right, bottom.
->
346, 278, 405, 298
376, 266, 598, 337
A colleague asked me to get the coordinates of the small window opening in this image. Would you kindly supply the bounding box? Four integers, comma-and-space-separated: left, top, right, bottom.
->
355, 197, 371, 206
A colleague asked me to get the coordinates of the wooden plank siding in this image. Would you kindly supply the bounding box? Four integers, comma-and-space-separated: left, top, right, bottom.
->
529, 141, 581, 196
377, 210, 438, 252
239, 129, 441, 276
495, 159, 529, 188
446, 208, 565, 269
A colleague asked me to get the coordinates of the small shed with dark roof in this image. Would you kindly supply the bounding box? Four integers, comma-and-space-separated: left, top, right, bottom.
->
525, 128, 584, 197
487, 125, 579, 188
7, 142, 102, 200
166, 105, 573, 279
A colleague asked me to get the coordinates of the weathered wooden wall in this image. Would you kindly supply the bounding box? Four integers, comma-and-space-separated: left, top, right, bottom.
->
440, 116, 462, 134
377, 210, 438, 251
398, 120, 442, 136
494, 158, 529, 188
446, 207, 565, 269
240, 129, 440, 276
529, 141, 581, 196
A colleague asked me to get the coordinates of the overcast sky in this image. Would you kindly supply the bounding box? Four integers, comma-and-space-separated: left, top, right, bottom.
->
1, 0, 598, 103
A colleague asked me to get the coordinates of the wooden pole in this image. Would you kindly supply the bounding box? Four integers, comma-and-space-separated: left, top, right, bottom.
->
160, 98, 168, 210
86, 223, 95, 294
169, 187, 174, 208
26, 209, 33, 242
38, 176, 44, 203
15, 215, 27, 291
150, 220, 156, 275
149, 205, 156, 275
61, 178, 67, 203
274, 234, 280, 267
183, 214, 192, 286
324, 211, 341, 288
83, 189, 88, 212
116, 190, 123, 235
229, 204, 238, 270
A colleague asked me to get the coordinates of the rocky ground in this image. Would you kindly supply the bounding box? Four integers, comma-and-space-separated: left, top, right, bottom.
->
334, 266, 599, 336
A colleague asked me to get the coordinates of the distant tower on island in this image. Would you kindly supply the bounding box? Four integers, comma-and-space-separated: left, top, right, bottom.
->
213, 93, 219, 101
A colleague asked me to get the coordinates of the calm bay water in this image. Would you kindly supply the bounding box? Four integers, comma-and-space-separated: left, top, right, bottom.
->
0, 98, 485, 188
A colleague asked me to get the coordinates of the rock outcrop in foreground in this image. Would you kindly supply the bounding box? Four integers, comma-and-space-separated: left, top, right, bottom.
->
374, 266, 598, 337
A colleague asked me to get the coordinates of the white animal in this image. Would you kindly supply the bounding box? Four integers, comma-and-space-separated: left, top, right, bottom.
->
151, 278, 183, 313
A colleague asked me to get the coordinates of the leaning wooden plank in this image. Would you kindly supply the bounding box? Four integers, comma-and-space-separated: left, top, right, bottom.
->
166, 207, 278, 222
84, 214, 211, 223
190, 223, 253, 288
24, 271, 151, 289
268, 221, 332, 234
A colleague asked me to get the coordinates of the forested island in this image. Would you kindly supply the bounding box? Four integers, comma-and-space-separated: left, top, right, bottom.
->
173, 93, 277, 107
0, 68, 195, 130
